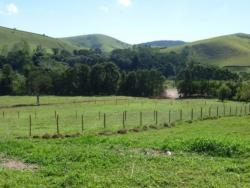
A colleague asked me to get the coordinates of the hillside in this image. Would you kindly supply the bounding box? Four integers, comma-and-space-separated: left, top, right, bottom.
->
61, 34, 131, 52
162, 33, 250, 70
138, 40, 186, 48
0, 26, 77, 53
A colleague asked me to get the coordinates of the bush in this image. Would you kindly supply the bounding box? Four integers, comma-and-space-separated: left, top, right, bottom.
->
187, 138, 243, 157
42, 133, 51, 139
218, 84, 232, 102
117, 129, 128, 134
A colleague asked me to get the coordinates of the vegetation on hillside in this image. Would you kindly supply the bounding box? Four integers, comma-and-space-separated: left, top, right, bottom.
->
62, 34, 131, 52
162, 33, 250, 70
137, 40, 186, 48
0, 26, 77, 52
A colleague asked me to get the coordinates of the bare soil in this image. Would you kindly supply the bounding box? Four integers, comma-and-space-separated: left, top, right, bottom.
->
164, 89, 180, 99
0, 157, 38, 170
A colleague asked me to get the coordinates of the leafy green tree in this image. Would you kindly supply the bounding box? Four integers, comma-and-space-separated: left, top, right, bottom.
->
0, 64, 14, 95
218, 84, 232, 102
90, 64, 106, 95
32, 45, 47, 66
103, 63, 120, 95
236, 82, 250, 101
28, 70, 52, 105
7, 40, 32, 71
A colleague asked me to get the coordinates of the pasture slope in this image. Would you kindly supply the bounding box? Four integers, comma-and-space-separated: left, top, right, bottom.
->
0, 26, 77, 53
0, 96, 249, 187
163, 33, 250, 71
61, 34, 131, 53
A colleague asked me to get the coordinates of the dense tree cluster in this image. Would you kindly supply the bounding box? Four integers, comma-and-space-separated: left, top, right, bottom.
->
0, 42, 166, 99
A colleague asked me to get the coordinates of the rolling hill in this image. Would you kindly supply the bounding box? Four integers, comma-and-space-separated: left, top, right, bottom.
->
162, 33, 250, 70
61, 34, 131, 52
0, 26, 77, 53
138, 40, 186, 48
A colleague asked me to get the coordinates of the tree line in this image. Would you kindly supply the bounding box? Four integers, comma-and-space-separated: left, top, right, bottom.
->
1, 40, 248, 102
176, 63, 250, 102
0, 41, 166, 101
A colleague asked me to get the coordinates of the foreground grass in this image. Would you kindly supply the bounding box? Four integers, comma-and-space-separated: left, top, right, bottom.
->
0, 116, 249, 187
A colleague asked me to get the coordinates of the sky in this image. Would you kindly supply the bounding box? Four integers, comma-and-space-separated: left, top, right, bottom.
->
0, 0, 250, 44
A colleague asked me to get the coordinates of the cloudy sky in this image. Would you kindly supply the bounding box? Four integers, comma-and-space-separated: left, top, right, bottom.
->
0, 0, 250, 44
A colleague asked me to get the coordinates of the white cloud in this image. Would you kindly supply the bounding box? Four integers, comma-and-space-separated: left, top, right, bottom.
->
6, 3, 18, 15
98, 6, 109, 12
118, 0, 132, 7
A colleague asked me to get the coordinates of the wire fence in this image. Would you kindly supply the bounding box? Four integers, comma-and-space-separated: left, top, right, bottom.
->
0, 102, 249, 137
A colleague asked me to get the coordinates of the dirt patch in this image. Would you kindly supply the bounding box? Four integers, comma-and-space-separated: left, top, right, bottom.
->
163, 89, 180, 99
131, 148, 172, 157
0, 157, 38, 170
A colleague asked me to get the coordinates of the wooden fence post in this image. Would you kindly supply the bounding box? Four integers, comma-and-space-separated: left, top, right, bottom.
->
209, 107, 211, 117
200, 107, 203, 119
81, 114, 84, 133
54, 111, 57, 119
191, 109, 194, 121
140, 112, 142, 127
103, 113, 106, 129
56, 114, 59, 134
29, 115, 32, 137
2, 111, 4, 118
125, 111, 127, 121
169, 110, 171, 123
217, 106, 219, 117
236, 106, 238, 116
122, 112, 125, 129
180, 109, 182, 121
156, 111, 158, 125
230, 106, 232, 116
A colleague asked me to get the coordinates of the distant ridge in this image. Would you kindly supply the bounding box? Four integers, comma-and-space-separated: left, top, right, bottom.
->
137, 40, 186, 48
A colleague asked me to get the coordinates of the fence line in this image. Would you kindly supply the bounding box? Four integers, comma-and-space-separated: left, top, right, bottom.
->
0, 103, 249, 137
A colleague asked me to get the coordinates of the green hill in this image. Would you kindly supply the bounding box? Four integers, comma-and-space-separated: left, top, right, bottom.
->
162, 33, 250, 70
61, 34, 131, 52
0, 26, 77, 53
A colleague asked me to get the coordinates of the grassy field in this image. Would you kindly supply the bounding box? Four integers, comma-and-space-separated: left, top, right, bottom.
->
0, 96, 249, 187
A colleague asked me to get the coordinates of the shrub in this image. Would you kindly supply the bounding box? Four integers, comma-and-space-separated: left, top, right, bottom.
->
42, 133, 51, 139
117, 129, 128, 134
149, 125, 158, 129
187, 138, 243, 157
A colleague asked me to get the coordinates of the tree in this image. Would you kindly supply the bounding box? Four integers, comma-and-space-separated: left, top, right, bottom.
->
28, 70, 52, 105
7, 40, 32, 71
218, 84, 232, 102
0, 64, 14, 95
103, 63, 120, 95
90, 64, 106, 95
236, 82, 250, 101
